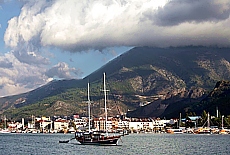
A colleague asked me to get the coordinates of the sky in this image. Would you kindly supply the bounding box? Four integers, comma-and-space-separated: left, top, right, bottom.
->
0, 0, 230, 97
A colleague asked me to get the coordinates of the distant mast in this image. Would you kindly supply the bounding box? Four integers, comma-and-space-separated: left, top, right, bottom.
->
179, 113, 181, 128
22, 118, 24, 130
207, 112, 210, 128
4, 115, 7, 129
222, 115, 224, 129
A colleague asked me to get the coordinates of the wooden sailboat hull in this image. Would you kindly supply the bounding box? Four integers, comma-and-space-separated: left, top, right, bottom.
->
75, 132, 121, 145
76, 138, 120, 145
77, 138, 120, 145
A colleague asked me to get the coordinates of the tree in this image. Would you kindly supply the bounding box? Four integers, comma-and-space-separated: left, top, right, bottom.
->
201, 110, 207, 125
201, 110, 207, 120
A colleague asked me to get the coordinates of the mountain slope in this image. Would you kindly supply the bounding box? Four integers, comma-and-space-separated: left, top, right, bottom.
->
193, 80, 230, 116
1, 46, 230, 119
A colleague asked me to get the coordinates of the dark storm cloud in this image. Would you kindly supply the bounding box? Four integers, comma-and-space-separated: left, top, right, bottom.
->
144, 0, 230, 26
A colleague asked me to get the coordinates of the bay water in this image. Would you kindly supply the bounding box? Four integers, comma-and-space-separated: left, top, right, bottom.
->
0, 133, 229, 155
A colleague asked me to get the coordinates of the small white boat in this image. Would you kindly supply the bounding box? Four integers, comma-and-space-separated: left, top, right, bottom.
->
0, 129, 11, 134
166, 128, 183, 134
219, 129, 228, 135
0, 116, 10, 134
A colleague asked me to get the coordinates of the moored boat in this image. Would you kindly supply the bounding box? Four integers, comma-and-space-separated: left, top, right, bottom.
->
0, 129, 11, 134
75, 131, 121, 145
0, 116, 10, 134
219, 129, 228, 135
195, 112, 211, 134
194, 127, 211, 134
166, 128, 183, 134
219, 115, 228, 134
75, 73, 122, 145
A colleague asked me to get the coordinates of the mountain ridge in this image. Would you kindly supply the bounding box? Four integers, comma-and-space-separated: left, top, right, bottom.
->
1, 46, 230, 119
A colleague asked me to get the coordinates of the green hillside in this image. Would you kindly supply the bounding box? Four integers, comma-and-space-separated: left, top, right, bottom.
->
1, 46, 230, 120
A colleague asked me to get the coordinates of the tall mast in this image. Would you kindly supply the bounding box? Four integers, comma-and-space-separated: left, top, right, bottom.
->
207, 112, 210, 128
103, 72, 109, 136
88, 82, 91, 132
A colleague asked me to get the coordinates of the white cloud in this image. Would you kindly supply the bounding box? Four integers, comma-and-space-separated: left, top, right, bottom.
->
0, 51, 80, 97
4, 0, 230, 51
0, 51, 46, 96
45, 62, 82, 79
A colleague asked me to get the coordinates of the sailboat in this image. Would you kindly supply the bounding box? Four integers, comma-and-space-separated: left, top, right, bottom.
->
219, 115, 228, 134
0, 116, 10, 134
194, 112, 211, 134
75, 73, 122, 145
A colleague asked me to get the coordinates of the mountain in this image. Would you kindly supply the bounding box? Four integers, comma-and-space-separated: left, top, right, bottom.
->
161, 80, 230, 119
193, 80, 230, 116
1, 46, 230, 120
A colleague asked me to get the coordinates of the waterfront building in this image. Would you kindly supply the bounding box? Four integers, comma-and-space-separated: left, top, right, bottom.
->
93, 117, 121, 132
128, 118, 170, 132
129, 119, 152, 132
73, 118, 87, 130
117, 119, 129, 129
53, 118, 69, 132
8, 121, 23, 132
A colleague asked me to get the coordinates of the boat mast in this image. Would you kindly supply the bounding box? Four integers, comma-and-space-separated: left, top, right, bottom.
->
222, 115, 224, 129
4, 115, 7, 129
207, 112, 210, 128
179, 113, 181, 128
103, 72, 109, 136
87, 82, 91, 132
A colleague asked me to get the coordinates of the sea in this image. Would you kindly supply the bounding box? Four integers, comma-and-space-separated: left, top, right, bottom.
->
0, 133, 229, 155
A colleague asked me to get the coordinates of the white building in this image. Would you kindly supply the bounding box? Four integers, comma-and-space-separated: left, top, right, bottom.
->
117, 120, 129, 129
53, 118, 69, 132
74, 118, 87, 130
128, 118, 170, 132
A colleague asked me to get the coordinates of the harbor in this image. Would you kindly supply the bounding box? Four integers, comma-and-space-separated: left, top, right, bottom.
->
1, 113, 229, 135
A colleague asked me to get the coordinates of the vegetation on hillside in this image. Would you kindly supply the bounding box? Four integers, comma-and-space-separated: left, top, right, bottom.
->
1, 46, 230, 120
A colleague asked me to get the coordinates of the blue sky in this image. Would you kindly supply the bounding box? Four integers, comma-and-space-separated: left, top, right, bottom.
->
0, 0, 230, 97
0, 1, 21, 52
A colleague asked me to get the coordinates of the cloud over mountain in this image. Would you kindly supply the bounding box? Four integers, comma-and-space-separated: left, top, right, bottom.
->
4, 0, 230, 53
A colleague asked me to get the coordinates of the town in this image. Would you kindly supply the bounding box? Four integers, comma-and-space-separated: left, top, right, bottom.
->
0, 111, 229, 135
